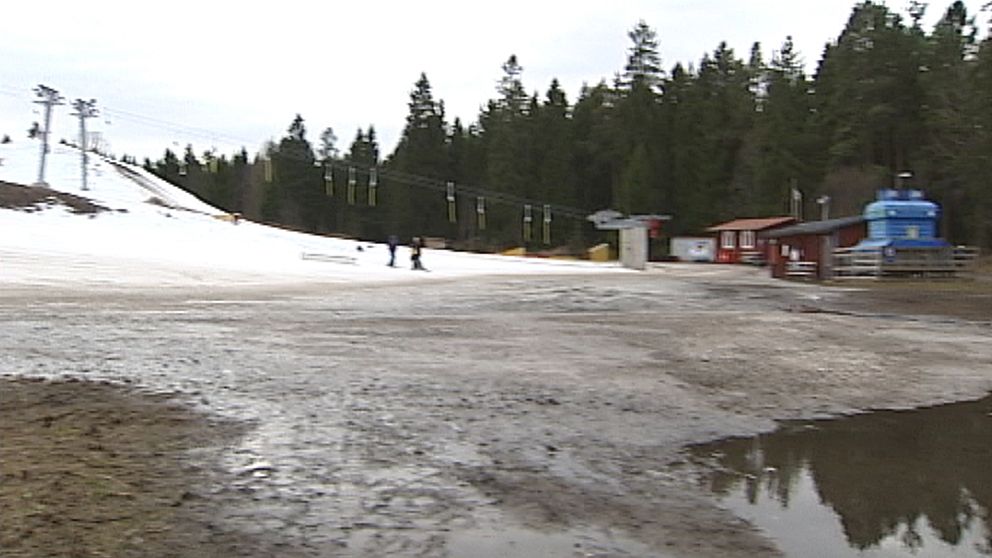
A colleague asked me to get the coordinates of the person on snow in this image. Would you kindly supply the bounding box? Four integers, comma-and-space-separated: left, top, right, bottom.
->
411, 237, 425, 270
387, 235, 399, 267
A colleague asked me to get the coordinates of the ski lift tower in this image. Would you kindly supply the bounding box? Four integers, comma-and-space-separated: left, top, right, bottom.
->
588, 210, 671, 270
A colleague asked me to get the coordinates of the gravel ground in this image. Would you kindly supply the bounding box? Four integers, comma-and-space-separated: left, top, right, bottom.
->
2, 264, 991, 557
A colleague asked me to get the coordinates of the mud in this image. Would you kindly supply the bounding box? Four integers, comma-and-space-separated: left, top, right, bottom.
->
1, 265, 991, 557
0, 377, 307, 557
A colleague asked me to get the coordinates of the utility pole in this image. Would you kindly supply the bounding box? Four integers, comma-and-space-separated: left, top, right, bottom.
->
789, 178, 803, 221
71, 99, 99, 191
816, 195, 831, 221
33, 85, 64, 186
896, 171, 913, 190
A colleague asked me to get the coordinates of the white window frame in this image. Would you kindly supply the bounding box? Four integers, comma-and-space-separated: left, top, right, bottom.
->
739, 230, 756, 249
720, 231, 736, 249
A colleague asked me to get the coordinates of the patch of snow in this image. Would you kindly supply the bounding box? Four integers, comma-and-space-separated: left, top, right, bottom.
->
1, 141, 622, 288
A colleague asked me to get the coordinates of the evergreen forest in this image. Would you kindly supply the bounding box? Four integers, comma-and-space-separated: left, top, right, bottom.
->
144, 1, 992, 254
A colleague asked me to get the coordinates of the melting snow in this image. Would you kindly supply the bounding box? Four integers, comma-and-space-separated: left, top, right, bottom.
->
0, 141, 622, 288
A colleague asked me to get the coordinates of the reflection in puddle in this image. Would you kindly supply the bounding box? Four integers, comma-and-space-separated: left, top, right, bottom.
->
690, 395, 992, 557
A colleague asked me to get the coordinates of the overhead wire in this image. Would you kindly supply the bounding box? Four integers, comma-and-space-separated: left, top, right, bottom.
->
332, 162, 590, 220
100, 106, 254, 149
4, 86, 597, 224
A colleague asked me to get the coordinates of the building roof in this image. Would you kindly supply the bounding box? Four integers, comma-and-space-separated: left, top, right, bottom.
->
706, 216, 796, 232
850, 238, 950, 250
760, 215, 865, 238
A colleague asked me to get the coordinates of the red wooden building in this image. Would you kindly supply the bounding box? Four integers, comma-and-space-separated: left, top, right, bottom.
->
706, 217, 796, 264
760, 215, 867, 279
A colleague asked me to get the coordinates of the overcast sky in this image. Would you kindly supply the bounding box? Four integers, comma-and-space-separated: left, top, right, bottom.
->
1, 0, 988, 163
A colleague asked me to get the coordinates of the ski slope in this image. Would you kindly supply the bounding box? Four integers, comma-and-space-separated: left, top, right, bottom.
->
0, 140, 622, 289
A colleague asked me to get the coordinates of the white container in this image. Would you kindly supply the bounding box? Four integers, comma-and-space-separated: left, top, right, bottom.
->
670, 237, 716, 262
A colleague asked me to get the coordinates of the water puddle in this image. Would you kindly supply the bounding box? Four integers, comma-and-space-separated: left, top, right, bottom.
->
689, 395, 992, 557
447, 525, 658, 557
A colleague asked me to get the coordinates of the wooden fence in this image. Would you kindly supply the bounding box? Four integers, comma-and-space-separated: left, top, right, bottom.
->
786, 261, 818, 279
833, 245, 979, 278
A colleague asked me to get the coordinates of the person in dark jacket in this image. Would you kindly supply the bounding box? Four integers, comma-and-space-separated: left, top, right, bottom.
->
387, 235, 398, 267
411, 237, 425, 270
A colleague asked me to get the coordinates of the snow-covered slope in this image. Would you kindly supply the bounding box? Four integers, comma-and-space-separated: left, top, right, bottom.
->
0, 141, 620, 288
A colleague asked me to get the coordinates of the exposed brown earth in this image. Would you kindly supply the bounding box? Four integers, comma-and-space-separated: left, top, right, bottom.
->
0, 180, 111, 214
0, 377, 320, 557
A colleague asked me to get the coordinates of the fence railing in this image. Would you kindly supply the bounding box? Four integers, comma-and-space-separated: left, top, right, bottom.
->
833, 245, 978, 278
786, 261, 818, 279
953, 246, 981, 272
833, 248, 884, 277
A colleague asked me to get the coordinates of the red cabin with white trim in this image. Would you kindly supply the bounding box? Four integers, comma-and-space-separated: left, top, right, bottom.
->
706, 217, 797, 264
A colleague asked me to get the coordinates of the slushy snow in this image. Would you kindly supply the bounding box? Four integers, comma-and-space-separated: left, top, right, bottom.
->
0, 141, 622, 288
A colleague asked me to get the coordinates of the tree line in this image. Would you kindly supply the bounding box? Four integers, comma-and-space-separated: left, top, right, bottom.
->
145, 1, 992, 252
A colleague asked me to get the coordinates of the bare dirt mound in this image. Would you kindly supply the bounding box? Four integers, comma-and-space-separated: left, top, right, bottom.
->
0, 180, 112, 214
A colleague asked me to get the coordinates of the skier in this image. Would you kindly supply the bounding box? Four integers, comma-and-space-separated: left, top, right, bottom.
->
411, 237, 425, 270
387, 235, 398, 267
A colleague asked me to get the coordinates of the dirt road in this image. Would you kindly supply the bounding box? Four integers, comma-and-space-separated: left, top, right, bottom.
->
2, 264, 990, 557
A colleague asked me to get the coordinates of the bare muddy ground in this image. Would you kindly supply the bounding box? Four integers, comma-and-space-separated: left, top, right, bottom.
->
0, 378, 305, 557
1, 264, 991, 557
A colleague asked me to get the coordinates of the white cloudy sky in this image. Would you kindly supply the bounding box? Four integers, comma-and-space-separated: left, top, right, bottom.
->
1, 0, 988, 162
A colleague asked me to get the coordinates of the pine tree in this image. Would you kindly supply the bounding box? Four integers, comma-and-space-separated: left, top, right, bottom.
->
621, 20, 663, 92
571, 82, 616, 230
919, 1, 978, 241
613, 20, 665, 217
318, 127, 338, 161
814, 2, 925, 174
532, 79, 573, 202
752, 36, 816, 215
496, 55, 528, 116
388, 73, 449, 239
963, 14, 992, 246
180, 145, 210, 200
154, 148, 183, 185
807, 2, 930, 218
446, 118, 492, 246
272, 114, 320, 230
661, 63, 706, 234
229, 148, 250, 215
484, 55, 534, 245
527, 79, 576, 246
694, 42, 756, 220
205, 154, 235, 211
340, 126, 380, 238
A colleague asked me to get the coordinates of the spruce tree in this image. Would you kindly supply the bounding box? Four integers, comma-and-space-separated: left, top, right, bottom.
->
484, 55, 534, 246
661, 63, 706, 234
318, 127, 338, 161
919, 1, 978, 241
621, 20, 663, 92
388, 73, 449, 239
695, 43, 755, 220
965, 15, 992, 246
571, 82, 616, 232
614, 20, 665, 217
752, 36, 815, 215
270, 114, 320, 230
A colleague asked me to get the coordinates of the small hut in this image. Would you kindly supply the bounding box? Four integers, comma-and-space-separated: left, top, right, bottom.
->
761, 216, 866, 279
706, 217, 796, 264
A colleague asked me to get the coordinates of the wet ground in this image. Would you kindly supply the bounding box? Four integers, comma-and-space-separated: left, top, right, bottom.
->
2, 265, 991, 557
690, 395, 992, 557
